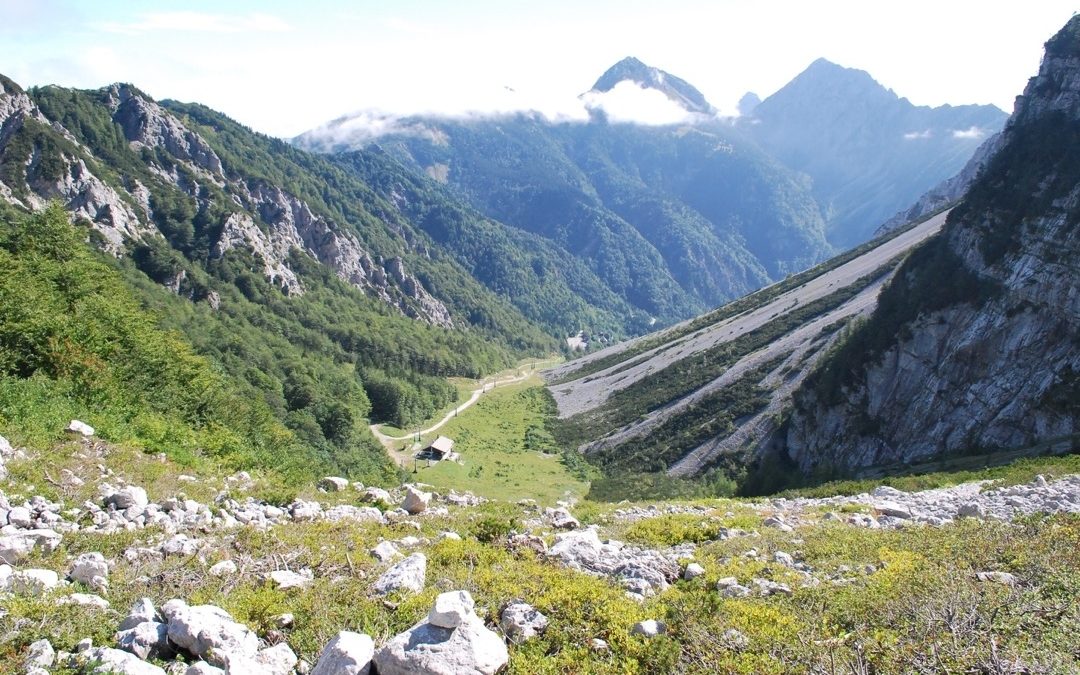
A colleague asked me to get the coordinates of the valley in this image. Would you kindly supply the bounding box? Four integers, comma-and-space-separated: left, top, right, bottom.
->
0, 6, 1077, 674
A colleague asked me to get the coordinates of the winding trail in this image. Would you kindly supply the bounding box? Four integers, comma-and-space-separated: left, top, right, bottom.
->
369, 365, 552, 466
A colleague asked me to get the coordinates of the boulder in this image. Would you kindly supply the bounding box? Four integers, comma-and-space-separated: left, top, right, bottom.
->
82, 647, 165, 674
185, 664, 224, 675
119, 597, 159, 631
716, 577, 751, 598
371, 541, 401, 562
161, 534, 199, 556
268, 568, 313, 590
373, 553, 426, 595
105, 486, 149, 510
324, 505, 385, 523
429, 590, 475, 628
682, 562, 706, 580
208, 560, 237, 577
752, 578, 793, 597
116, 621, 173, 660
163, 600, 259, 666
58, 592, 110, 609
9, 568, 61, 595
318, 476, 350, 492
66, 419, 95, 437
547, 507, 579, 529
224, 643, 298, 675
975, 571, 1019, 586
8, 506, 32, 529
70, 551, 109, 587
631, 619, 666, 638
25, 639, 54, 670
310, 631, 374, 675
374, 592, 508, 675
0, 529, 62, 564
361, 487, 392, 504
499, 601, 548, 641
402, 486, 431, 515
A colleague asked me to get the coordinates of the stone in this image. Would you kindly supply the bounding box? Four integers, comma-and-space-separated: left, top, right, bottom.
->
875, 501, 913, 519
402, 486, 432, 515
324, 505, 385, 523
683, 562, 706, 580
163, 600, 259, 666
773, 551, 796, 568
373, 552, 427, 595
429, 590, 476, 628
58, 592, 110, 609
957, 502, 987, 519
83, 647, 166, 674
269, 568, 314, 590
290, 500, 323, 521
371, 541, 401, 562
630, 619, 666, 638
224, 643, 297, 675
590, 638, 609, 652
722, 628, 749, 651
208, 560, 237, 577
318, 476, 350, 492
161, 534, 199, 556
76, 638, 93, 653
119, 597, 159, 631
547, 507, 580, 529
0, 529, 61, 564
25, 639, 54, 669
499, 601, 548, 641
106, 486, 149, 510
439, 531, 462, 541
716, 577, 751, 598
374, 607, 508, 675
975, 571, 1019, 586
361, 487, 392, 504
763, 515, 795, 533
116, 621, 172, 660
9, 568, 61, 595
184, 664, 224, 675
67, 419, 95, 436
70, 551, 109, 587
273, 612, 295, 628
753, 578, 793, 597
8, 506, 32, 529
310, 631, 374, 675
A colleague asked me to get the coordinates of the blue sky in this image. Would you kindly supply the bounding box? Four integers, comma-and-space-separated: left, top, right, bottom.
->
1, 0, 1075, 137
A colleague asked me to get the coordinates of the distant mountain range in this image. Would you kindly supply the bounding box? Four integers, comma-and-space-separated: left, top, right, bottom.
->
741, 58, 1007, 246
298, 55, 1007, 327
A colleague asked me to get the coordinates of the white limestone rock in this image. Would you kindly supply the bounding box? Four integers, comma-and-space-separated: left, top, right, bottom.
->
374, 600, 508, 675
67, 419, 95, 437
310, 631, 374, 675
499, 601, 549, 641
402, 486, 431, 515
373, 552, 427, 595
429, 590, 475, 629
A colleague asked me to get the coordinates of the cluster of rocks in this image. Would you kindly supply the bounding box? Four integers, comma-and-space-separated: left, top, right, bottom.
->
26, 590, 545, 675
765, 475, 1080, 528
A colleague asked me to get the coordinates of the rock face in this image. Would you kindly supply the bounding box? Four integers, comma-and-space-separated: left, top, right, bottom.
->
374, 590, 508, 675
311, 631, 374, 675
785, 19, 1080, 475
0, 76, 454, 326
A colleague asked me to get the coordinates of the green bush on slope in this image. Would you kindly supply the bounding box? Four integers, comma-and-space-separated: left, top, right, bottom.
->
0, 205, 392, 484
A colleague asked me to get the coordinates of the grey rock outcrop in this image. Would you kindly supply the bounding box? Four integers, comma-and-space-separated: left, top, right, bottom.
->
373, 591, 508, 675
310, 631, 374, 675
786, 19, 1080, 475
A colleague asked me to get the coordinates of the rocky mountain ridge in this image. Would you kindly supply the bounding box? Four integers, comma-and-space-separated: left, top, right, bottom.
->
742, 58, 1008, 246
0, 78, 454, 326
784, 17, 1080, 475
588, 56, 716, 115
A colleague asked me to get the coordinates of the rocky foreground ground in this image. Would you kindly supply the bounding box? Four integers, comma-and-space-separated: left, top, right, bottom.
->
1, 425, 1078, 673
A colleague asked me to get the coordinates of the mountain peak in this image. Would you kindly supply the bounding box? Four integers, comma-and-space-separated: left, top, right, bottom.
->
590, 57, 714, 115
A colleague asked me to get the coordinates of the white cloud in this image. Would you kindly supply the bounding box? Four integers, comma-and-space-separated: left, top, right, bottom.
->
580, 81, 697, 125
97, 12, 290, 36
903, 129, 933, 140
952, 126, 986, 139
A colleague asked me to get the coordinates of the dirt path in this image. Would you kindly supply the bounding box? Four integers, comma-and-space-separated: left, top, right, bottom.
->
369, 369, 543, 466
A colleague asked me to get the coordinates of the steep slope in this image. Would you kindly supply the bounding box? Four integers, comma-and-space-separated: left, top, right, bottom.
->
743, 58, 1008, 246
544, 209, 949, 486
785, 17, 1080, 477
0, 74, 567, 473
297, 58, 834, 328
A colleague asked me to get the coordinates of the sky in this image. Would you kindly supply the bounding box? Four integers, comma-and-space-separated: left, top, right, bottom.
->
1, 0, 1076, 138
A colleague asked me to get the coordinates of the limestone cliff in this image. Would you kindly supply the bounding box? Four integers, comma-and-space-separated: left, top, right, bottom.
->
0, 77, 452, 327
785, 17, 1080, 475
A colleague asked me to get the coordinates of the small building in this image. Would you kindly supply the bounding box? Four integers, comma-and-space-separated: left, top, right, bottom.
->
418, 435, 455, 461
